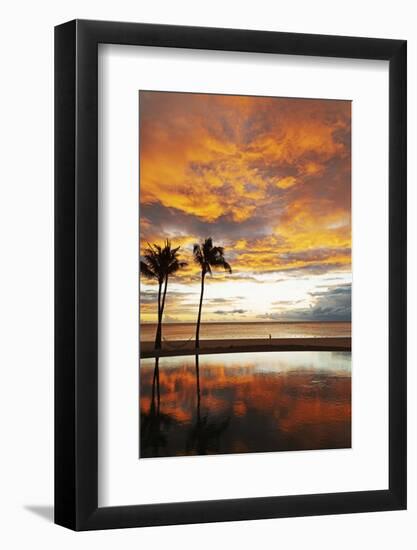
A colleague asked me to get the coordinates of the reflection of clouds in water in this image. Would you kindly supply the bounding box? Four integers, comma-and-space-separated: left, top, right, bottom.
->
141, 351, 351, 374
140, 351, 351, 458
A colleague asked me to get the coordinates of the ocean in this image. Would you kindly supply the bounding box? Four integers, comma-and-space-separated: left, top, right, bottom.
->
140, 321, 351, 342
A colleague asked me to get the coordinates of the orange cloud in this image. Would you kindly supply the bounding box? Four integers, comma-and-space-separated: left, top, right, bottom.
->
276, 176, 297, 189
140, 92, 350, 223
139, 92, 351, 322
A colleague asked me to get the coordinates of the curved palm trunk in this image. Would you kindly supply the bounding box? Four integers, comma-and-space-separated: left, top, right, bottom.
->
161, 274, 169, 319
195, 270, 206, 349
155, 275, 169, 350
154, 281, 163, 350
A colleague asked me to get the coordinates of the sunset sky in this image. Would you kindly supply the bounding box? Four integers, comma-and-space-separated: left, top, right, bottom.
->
139, 91, 351, 324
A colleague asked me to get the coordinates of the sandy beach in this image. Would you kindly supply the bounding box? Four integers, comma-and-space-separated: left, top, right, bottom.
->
140, 337, 351, 358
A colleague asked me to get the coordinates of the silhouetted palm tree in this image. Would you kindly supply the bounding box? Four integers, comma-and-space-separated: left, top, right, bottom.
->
193, 238, 232, 348
140, 240, 187, 349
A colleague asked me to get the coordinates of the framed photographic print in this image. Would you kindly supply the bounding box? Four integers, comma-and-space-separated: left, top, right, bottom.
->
55, 20, 407, 530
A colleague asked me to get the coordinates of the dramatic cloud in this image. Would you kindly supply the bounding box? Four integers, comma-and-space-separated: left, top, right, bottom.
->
139, 92, 351, 322
260, 284, 351, 322
306, 284, 352, 321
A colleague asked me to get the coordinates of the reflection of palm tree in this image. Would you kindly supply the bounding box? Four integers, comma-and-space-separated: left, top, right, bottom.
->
193, 238, 232, 349
187, 353, 230, 455
195, 354, 201, 419
151, 357, 160, 414
188, 405, 230, 455
140, 240, 187, 350
140, 357, 170, 457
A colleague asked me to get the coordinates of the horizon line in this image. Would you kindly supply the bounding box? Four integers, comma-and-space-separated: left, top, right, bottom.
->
140, 320, 352, 325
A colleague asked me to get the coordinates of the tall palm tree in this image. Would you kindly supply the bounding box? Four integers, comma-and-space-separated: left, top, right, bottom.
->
140, 240, 187, 350
193, 238, 232, 349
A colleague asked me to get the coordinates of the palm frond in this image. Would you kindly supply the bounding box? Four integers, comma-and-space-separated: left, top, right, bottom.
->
222, 261, 232, 274
141, 239, 188, 283
193, 244, 204, 266
140, 260, 157, 279
211, 245, 225, 256
193, 237, 232, 276
168, 260, 188, 274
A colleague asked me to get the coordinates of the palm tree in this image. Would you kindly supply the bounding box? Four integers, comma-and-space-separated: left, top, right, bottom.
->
140, 240, 187, 350
193, 238, 232, 349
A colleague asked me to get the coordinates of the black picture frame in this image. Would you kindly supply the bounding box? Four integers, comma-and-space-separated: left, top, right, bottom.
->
55, 19, 407, 531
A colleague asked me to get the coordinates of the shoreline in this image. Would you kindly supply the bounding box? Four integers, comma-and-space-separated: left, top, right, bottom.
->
140, 337, 351, 358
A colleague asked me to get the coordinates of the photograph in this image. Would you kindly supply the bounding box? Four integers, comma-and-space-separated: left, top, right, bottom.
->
0, 2, 409, 542
139, 91, 352, 458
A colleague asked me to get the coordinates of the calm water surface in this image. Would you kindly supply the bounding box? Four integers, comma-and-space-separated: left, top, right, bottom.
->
140, 322, 351, 342
140, 351, 351, 458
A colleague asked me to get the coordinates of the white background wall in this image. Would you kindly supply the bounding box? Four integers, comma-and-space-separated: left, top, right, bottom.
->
0, 1, 415, 548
